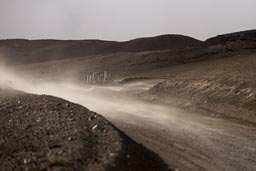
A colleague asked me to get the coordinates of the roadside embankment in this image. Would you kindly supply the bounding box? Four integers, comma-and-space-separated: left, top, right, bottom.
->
0, 89, 169, 171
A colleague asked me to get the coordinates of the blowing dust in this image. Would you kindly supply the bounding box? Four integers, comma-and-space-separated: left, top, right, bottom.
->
0, 65, 222, 136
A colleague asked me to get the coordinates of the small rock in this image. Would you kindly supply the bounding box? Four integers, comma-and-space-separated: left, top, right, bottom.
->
88, 115, 97, 121
92, 124, 98, 131
23, 158, 30, 164
92, 124, 106, 133
68, 117, 74, 121
151, 97, 156, 101
37, 117, 41, 122
109, 153, 117, 157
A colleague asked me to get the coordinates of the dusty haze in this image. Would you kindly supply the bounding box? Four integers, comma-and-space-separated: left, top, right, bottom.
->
0, 0, 256, 41
0, 66, 207, 135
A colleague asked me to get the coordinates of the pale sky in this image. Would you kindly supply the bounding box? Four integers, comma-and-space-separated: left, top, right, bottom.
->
0, 0, 256, 41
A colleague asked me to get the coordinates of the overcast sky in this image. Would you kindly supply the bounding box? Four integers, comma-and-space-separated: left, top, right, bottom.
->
0, 0, 256, 41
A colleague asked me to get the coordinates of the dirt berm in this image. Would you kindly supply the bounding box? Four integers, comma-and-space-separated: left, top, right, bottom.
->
0, 89, 169, 171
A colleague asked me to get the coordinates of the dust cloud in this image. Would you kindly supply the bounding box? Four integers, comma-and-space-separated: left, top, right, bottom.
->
0, 65, 221, 135
0, 66, 171, 120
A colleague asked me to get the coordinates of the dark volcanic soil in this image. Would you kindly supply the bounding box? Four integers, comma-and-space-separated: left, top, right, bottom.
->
0, 89, 169, 171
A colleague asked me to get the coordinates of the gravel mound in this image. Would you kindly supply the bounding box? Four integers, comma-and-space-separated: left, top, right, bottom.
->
0, 89, 169, 171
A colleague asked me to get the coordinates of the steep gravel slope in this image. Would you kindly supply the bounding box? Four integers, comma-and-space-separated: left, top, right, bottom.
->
0, 89, 169, 171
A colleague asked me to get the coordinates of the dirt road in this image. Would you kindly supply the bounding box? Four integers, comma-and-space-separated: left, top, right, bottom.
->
74, 85, 256, 171
111, 108, 256, 171
5, 79, 256, 171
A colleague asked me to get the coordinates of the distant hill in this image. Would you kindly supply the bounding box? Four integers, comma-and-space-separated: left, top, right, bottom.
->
0, 35, 203, 65
1, 30, 256, 65
119, 34, 203, 51
206, 29, 256, 45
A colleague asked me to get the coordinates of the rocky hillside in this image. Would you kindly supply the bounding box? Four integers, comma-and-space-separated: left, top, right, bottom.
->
0, 89, 169, 171
206, 29, 256, 45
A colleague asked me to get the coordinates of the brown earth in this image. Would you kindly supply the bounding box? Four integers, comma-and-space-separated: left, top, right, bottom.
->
1, 29, 256, 171
140, 54, 256, 126
0, 89, 169, 171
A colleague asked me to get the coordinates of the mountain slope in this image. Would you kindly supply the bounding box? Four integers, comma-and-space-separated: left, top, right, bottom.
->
206, 29, 256, 45
0, 35, 203, 65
